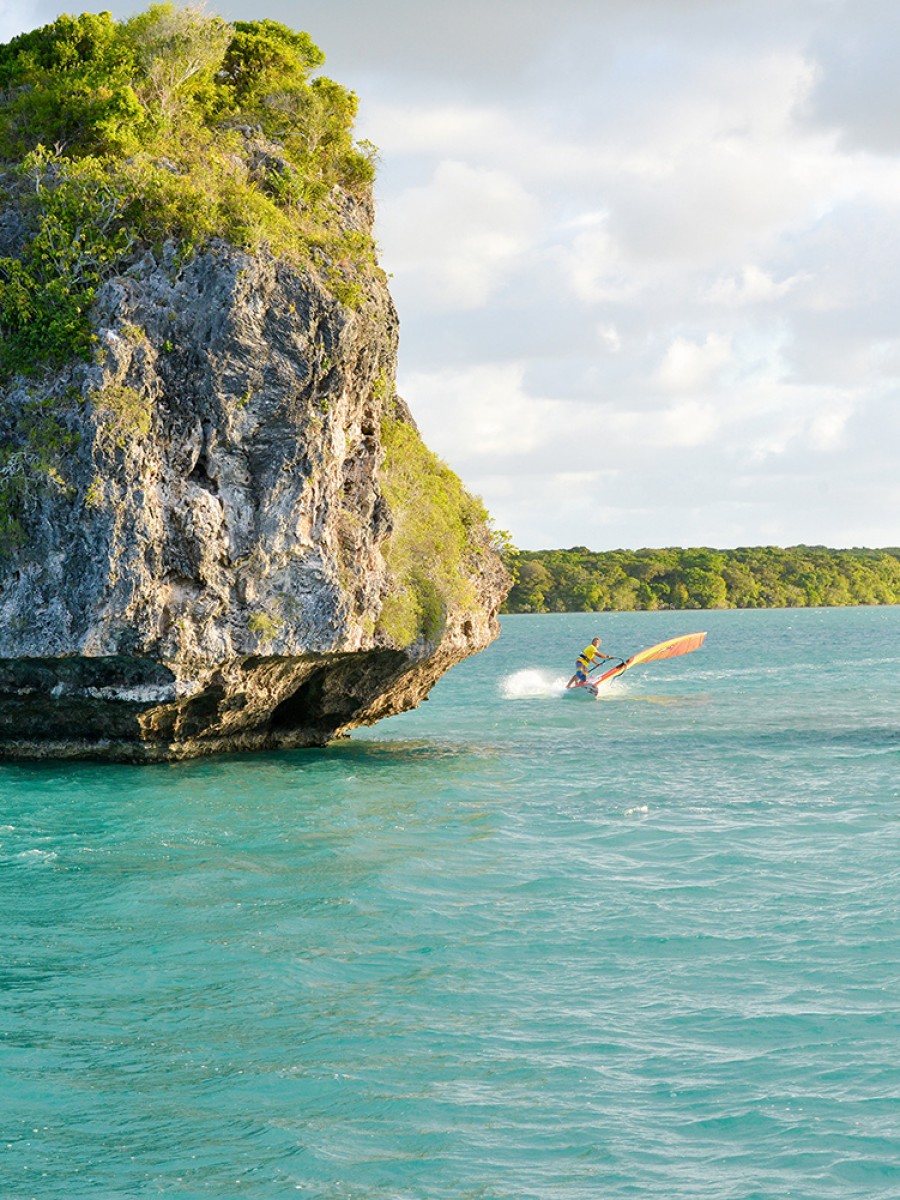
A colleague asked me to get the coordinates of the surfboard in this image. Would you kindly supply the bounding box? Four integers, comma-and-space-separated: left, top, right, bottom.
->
563, 680, 600, 700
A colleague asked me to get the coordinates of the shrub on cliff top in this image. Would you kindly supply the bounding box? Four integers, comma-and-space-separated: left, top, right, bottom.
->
0, 150, 135, 371
0, 5, 377, 376
0, 7, 372, 190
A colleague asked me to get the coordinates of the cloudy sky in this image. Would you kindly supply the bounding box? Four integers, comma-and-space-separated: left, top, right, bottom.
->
2, 0, 899, 549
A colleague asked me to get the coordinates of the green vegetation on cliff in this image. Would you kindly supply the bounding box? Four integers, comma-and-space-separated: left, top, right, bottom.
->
0, 5, 377, 376
503, 546, 900, 612
378, 417, 494, 644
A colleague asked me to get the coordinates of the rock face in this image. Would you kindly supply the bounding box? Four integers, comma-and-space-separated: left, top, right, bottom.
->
0, 205, 508, 760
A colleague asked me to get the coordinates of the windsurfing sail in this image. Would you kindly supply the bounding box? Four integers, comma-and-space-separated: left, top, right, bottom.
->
595, 632, 707, 684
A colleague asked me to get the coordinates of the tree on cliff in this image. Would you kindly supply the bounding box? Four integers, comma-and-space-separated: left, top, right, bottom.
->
0, 5, 378, 377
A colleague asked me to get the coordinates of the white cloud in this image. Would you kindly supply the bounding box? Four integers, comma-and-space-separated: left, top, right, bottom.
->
398, 362, 558, 460
366, 103, 515, 159
806, 0, 900, 154
612, 399, 722, 448
554, 217, 630, 304
656, 333, 733, 393
807, 399, 854, 451
706, 265, 806, 306
377, 160, 541, 310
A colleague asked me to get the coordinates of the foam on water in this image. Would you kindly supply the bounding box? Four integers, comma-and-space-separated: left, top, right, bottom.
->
500, 667, 568, 698
500, 667, 634, 700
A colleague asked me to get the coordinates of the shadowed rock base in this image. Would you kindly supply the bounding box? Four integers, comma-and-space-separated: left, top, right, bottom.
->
0, 646, 456, 762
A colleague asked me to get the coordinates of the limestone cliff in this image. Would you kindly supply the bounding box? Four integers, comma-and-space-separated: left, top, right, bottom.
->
0, 10, 509, 760
0, 186, 507, 761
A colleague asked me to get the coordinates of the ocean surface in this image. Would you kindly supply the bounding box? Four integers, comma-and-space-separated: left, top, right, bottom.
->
2, 607, 899, 1199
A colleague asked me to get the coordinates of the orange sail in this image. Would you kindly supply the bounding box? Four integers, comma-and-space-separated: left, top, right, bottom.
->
596, 632, 707, 683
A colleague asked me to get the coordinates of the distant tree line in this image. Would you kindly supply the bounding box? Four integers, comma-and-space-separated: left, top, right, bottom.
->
502, 546, 900, 612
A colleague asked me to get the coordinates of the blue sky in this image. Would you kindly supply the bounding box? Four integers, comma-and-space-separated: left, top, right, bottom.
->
2, 0, 899, 549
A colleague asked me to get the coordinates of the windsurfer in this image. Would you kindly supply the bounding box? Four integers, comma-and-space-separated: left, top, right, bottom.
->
567, 637, 617, 688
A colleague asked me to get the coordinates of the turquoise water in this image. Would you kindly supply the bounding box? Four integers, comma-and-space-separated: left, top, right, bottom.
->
2, 608, 899, 1199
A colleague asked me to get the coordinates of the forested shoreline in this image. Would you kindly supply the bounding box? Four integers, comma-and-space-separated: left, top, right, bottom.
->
502, 547, 900, 612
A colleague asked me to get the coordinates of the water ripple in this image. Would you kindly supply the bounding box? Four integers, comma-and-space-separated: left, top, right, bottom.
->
2, 608, 900, 1198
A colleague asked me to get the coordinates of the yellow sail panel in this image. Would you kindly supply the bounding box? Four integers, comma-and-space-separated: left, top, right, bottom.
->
626, 632, 707, 668
595, 631, 706, 684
